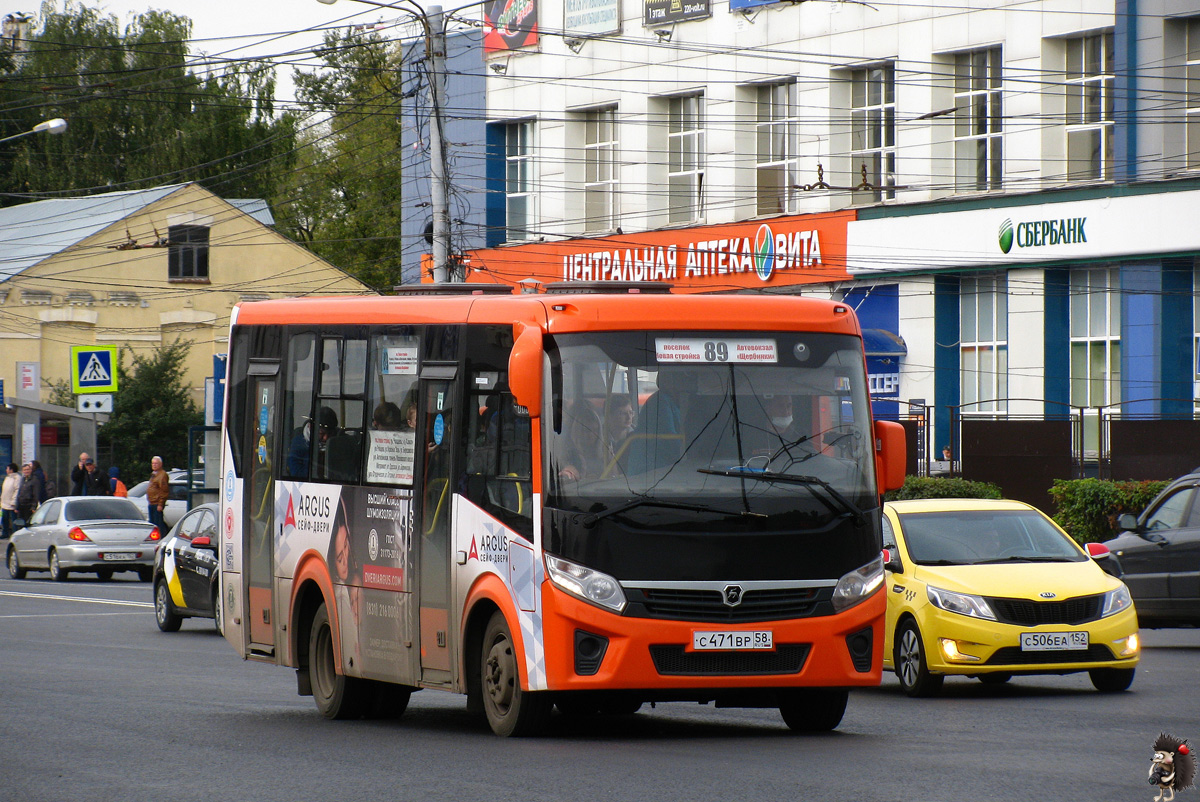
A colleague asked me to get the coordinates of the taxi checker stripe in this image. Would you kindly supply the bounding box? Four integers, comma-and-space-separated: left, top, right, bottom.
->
163, 547, 187, 608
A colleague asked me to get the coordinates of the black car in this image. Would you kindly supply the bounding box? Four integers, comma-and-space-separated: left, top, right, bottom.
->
152, 503, 222, 632
1105, 472, 1200, 627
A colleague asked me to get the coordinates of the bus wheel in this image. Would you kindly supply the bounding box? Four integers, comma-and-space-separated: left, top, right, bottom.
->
481, 610, 551, 736
309, 603, 365, 720
778, 688, 849, 732
363, 681, 413, 719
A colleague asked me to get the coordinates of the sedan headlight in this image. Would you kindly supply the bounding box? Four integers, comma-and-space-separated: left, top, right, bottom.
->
545, 554, 626, 613
926, 586, 997, 621
1101, 584, 1133, 618
831, 555, 884, 612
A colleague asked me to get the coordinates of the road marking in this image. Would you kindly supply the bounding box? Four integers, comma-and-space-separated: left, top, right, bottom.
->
0, 590, 153, 608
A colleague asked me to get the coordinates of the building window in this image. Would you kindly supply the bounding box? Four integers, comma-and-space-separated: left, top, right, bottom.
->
584, 107, 618, 233
954, 48, 1003, 192
1186, 19, 1200, 169
1065, 32, 1114, 182
756, 81, 799, 215
960, 273, 1008, 413
505, 120, 535, 241
168, 224, 210, 281
851, 64, 895, 203
1070, 266, 1121, 409
667, 94, 704, 224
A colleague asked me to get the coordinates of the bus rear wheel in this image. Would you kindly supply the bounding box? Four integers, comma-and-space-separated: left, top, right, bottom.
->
480, 610, 551, 736
778, 688, 849, 732
309, 603, 366, 720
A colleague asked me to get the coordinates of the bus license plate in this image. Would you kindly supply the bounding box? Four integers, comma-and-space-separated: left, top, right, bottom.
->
692, 631, 773, 651
102, 552, 137, 562
1020, 631, 1088, 651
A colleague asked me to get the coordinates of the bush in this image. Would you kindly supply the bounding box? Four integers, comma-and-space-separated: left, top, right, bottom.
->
884, 475, 1004, 502
1047, 478, 1169, 544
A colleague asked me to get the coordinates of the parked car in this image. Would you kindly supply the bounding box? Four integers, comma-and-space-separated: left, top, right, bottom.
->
881, 498, 1140, 697
126, 469, 196, 529
6, 496, 163, 582
152, 503, 221, 633
1106, 471, 1200, 627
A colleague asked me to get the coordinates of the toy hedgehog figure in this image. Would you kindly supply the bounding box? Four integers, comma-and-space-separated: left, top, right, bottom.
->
1149, 732, 1195, 802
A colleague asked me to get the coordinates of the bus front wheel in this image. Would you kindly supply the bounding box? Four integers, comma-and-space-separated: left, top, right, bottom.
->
778, 688, 849, 732
309, 603, 366, 720
480, 610, 551, 736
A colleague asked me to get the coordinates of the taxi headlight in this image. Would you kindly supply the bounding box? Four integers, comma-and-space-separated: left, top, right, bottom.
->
1101, 585, 1133, 618
831, 555, 884, 612
545, 554, 626, 613
926, 586, 997, 621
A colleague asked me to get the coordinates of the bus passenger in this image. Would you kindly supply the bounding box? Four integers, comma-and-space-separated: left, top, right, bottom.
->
626, 368, 695, 473
372, 401, 403, 430
288, 407, 339, 477
559, 401, 604, 482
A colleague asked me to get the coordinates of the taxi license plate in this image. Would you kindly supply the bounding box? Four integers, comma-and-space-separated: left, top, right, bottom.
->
692, 631, 773, 651
102, 552, 137, 562
1020, 631, 1088, 651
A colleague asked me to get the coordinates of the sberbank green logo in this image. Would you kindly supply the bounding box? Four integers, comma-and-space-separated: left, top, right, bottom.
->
999, 219, 1014, 254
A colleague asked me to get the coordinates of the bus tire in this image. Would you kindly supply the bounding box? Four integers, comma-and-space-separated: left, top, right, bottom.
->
364, 681, 413, 719
480, 610, 551, 736
778, 688, 849, 732
309, 603, 366, 720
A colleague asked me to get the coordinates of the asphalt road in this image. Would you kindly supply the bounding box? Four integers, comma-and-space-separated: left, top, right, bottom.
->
1, 574, 1197, 802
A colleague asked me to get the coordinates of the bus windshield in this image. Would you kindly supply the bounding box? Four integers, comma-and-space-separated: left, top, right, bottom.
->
545, 330, 876, 526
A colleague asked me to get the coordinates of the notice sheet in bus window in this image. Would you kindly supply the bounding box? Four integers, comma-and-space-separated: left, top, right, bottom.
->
367, 429, 416, 485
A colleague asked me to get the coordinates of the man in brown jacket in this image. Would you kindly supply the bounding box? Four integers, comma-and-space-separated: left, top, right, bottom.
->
147, 456, 169, 532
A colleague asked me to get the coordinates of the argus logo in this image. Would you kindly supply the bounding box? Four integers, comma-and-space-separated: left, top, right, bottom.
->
999, 219, 1014, 254
753, 224, 776, 281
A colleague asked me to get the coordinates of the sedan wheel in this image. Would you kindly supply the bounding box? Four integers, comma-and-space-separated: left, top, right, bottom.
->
894, 621, 943, 698
154, 579, 182, 632
48, 550, 70, 582
7, 547, 26, 580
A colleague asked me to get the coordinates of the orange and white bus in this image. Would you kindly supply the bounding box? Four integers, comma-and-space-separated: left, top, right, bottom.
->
217, 283, 905, 735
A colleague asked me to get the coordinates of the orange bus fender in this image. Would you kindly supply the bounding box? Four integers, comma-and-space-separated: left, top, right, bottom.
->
461, 572, 533, 688
289, 550, 340, 673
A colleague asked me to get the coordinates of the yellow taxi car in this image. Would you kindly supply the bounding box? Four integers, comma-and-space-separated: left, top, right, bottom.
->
881, 498, 1140, 697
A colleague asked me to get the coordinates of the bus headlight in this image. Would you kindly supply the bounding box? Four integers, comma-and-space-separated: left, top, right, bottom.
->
545, 554, 627, 613
831, 555, 884, 612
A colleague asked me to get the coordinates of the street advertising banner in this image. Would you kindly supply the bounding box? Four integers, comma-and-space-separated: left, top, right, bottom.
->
484, 0, 538, 53
644, 0, 711, 25
565, 0, 620, 35
728, 0, 777, 10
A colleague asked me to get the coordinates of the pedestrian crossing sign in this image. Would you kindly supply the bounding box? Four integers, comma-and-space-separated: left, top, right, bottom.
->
71, 345, 119, 394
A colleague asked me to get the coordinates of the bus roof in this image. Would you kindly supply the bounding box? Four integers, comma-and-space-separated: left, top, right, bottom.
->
232, 292, 863, 336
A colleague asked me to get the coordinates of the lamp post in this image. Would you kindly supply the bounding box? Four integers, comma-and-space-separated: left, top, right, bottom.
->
0, 118, 68, 145
318, 0, 454, 282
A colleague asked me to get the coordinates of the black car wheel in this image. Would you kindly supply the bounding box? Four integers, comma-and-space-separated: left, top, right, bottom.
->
154, 579, 182, 632
1090, 667, 1135, 693
894, 620, 943, 697
48, 550, 69, 582
7, 546, 25, 580
95, 568, 113, 582
212, 584, 224, 636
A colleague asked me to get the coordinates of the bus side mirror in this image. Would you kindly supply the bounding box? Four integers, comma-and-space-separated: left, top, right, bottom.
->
509, 324, 543, 418
874, 420, 906, 493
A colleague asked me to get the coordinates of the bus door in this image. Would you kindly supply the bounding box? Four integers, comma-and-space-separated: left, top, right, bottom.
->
417, 365, 458, 684
245, 364, 279, 658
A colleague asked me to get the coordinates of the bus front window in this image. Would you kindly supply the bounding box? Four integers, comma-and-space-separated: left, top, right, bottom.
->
546, 331, 876, 527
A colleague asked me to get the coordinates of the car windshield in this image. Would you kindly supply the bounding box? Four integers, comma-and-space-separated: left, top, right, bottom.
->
544, 330, 876, 525
897, 509, 1087, 566
65, 498, 144, 521
127, 482, 148, 498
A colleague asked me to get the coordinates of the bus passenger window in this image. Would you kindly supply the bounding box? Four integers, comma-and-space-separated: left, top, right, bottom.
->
365, 333, 420, 486
282, 333, 317, 480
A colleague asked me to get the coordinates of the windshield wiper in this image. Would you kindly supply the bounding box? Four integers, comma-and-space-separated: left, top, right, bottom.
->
971, 555, 1077, 564
697, 467, 866, 526
573, 498, 766, 528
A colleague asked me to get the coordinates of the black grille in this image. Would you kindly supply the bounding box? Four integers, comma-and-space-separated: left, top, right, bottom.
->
987, 595, 1103, 627
628, 587, 829, 623
985, 644, 1115, 666
649, 644, 810, 676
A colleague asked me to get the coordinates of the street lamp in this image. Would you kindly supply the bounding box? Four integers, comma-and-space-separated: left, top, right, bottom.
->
0, 118, 68, 145
317, 0, 455, 282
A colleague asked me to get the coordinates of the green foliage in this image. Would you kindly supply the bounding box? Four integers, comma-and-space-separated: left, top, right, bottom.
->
0, 1, 297, 202
97, 340, 201, 482
45, 377, 76, 408
884, 475, 1004, 502
1047, 478, 1170, 544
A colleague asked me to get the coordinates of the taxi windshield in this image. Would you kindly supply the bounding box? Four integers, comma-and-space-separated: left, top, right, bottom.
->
897, 509, 1088, 566
544, 330, 876, 524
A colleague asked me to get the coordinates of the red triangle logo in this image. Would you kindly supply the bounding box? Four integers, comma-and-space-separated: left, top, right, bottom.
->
467, 535, 479, 562
284, 495, 296, 530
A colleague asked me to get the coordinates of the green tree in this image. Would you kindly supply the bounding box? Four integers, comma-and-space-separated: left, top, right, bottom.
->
0, 1, 297, 202
98, 340, 201, 482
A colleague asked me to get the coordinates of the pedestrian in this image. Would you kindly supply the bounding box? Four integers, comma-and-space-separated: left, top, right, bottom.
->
146, 455, 169, 532
70, 452, 90, 495
1, 463, 20, 538
29, 460, 51, 502
16, 463, 41, 522
109, 466, 127, 497
82, 458, 108, 495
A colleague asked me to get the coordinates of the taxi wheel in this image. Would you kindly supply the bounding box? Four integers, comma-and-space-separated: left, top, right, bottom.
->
1090, 667, 1135, 693
48, 550, 70, 582
7, 546, 26, 580
895, 620, 943, 698
480, 610, 552, 737
779, 688, 849, 732
212, 585, 224, 636
154, 579, 182, 632
309, 603, 366, 720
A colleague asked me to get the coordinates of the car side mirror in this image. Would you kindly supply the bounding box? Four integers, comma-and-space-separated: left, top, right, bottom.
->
1117, 513, 1139, 532
191, 536, 216, 550
882, 547, 903, 573
1085, 542, 1110, 559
